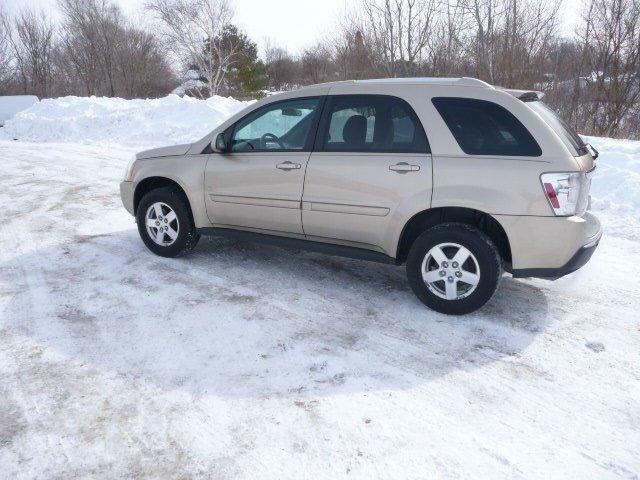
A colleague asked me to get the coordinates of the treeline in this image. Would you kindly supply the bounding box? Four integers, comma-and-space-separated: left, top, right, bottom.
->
262, 0, 640, 139
0, 0, 266, 100
0, 0, 176, 98
0, 0, 638, 139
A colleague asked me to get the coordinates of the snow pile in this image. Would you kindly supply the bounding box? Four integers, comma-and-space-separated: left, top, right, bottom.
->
0, 94, 251, 148
586, 136, 640, 241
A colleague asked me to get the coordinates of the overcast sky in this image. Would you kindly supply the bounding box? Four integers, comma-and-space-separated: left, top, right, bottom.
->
3, 0, 584, 57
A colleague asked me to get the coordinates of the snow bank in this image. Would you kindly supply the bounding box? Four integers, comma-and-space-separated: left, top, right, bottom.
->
585, 136, 640, 241
0, 94, 252, 148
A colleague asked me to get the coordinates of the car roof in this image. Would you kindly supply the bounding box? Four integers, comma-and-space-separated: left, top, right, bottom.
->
304, 77, 494, 89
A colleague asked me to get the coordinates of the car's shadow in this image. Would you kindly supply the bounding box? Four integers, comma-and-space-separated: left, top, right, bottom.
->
2, 230, 550, 398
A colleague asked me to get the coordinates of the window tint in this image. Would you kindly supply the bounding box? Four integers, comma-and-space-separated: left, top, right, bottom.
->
526, 101, 588, 156
231, 97, 320, 152
321, 95, 429, 153
432, 97, 542, 156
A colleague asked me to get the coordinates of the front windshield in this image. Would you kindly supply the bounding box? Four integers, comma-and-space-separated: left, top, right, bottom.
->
527, 101, 588, 156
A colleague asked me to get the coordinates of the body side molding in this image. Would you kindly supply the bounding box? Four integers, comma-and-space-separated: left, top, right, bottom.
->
197, 227, 397, 264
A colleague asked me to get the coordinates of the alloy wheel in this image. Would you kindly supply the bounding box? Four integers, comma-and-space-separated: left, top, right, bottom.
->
421, 242, 481, 300
145, 202, 179, 246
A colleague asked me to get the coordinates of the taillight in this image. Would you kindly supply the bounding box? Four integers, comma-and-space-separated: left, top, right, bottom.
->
541, 169, 593, 216
543, 182, 560, 208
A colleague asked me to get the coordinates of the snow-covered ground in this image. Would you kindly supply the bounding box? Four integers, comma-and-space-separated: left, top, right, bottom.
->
0, 97, 639, 479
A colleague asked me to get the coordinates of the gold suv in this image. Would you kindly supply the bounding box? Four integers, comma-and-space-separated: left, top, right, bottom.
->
120, 78, 602, 314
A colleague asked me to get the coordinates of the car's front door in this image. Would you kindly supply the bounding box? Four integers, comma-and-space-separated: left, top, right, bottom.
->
302, 94, 433, 254
204, 97, 322, 235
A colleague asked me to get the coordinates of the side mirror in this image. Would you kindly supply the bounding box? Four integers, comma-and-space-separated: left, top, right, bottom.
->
214, 133, 228, 152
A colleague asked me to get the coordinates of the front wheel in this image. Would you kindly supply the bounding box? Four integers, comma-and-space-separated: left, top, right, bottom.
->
406, 223, 502, 315
136, 187, 200, 257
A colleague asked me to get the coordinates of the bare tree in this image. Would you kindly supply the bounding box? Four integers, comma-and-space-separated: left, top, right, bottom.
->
334, 26, 376, 79
360, 0, 439, 77
57, 0, 175, 98
577, 0, 640, 137
503, 0, 561, 86
0, 5, 13, 92
146, 0, 241, 97
301, 42, 335, 84
457, 0, 501, 81
116, 27, 177, 98
4, 8, 55, 98
428, 0, 469, 76
58, 0, 124, 96
263, 39, 300, 90
455, 0, 560, 87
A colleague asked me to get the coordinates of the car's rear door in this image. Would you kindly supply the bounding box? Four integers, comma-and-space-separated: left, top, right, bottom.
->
301, 94, 432, 255
204, 97, 322, 235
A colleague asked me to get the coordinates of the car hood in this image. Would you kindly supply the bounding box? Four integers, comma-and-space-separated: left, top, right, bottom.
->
136, 143, 191, 160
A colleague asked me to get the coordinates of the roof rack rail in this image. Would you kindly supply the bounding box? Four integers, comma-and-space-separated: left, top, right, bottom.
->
304, 77, 494, 89
457, 77, 493, 88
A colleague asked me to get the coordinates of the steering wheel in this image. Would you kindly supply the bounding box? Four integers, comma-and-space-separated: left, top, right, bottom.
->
260, 132, 285, 149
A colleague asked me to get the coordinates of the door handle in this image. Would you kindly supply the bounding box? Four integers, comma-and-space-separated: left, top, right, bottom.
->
389, 162, 420, 173
276, 161, 301, 170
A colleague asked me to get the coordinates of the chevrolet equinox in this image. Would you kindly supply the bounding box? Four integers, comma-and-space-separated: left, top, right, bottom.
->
120, 77, 602, 314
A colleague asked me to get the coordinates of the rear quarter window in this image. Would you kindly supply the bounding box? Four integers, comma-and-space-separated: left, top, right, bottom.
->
432, 97, 542, 157
526, 101, 588, 156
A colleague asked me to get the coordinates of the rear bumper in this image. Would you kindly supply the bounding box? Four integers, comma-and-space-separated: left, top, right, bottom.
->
496, 211, 602, 280
512, 232, 601, 279
120, 181, 135, 216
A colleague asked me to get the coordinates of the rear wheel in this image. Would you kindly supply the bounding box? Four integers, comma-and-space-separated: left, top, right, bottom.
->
136, 187, 200, 257
406, 223, 501, 315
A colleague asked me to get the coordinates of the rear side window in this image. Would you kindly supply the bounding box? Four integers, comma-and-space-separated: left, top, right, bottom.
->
432, 97, 541, 157
526, 101, 588, 156
320, 95, 429, 153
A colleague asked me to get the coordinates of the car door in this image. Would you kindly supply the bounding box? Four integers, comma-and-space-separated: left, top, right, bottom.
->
204, 97, 322, 235
302, 94, 432, 255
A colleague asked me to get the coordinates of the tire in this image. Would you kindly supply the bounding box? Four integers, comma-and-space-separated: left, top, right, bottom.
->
136, 186, 200, 257
406, 223, 501, 315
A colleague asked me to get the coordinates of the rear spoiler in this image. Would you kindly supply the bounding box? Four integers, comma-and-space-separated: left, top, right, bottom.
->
586, 143, 599, 160
503, 89, 544, 102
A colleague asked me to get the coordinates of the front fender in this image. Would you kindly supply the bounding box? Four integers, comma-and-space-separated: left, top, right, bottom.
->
131, 155, 210, 228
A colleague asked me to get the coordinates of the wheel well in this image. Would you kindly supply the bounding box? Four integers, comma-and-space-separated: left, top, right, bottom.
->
133, 177, 189, 215
396, 207, 512, 267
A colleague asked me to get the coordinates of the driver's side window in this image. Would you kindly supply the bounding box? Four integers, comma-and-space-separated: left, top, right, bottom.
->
231, 97, 320, 152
